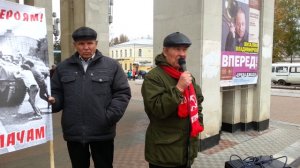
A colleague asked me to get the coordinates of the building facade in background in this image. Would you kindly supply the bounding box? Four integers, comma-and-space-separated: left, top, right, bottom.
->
109, 38, 153, 73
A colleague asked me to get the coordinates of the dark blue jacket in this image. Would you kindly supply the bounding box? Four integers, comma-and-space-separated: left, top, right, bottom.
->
51, 50, 131, 142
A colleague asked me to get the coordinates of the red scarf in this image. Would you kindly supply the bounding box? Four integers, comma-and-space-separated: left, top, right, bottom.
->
160, 66, 204, 137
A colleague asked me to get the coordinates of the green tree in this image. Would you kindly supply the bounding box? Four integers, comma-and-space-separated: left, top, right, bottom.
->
273, 0, 300, 63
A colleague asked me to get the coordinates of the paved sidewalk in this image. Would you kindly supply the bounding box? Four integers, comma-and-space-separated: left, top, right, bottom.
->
193, 120, 300, 168
116, 101, 300, 168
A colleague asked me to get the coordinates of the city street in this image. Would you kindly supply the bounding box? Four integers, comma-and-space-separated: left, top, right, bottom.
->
0, 81, 299, 167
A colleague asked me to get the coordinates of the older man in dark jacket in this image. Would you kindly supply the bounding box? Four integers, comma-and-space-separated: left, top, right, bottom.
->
48, 26, 131, 168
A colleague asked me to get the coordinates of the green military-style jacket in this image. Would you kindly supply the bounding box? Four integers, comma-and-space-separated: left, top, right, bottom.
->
141, 54, 204, 167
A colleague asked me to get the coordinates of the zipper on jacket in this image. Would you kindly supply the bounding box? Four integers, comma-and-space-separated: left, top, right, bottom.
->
77, 60, 87, 143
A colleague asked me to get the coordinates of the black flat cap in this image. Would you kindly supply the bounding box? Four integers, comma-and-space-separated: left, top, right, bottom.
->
72, 26, 97, 41
163, 32, 192, 47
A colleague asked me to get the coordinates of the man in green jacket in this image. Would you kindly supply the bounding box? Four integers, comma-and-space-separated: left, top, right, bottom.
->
141, 32, 204, 168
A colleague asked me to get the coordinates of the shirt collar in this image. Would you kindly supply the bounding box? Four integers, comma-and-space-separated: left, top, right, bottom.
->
79, 54, 95, 62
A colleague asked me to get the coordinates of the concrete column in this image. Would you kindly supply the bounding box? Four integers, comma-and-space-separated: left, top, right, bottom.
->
222, 87, 241, 132
221, 0, 275, 133
222, 86, 255, 132
60, 0, 109, 61
198, 0, 223, 151
154, 0, 223, 151
253, 0, 275, 131
241, 87, 254, 130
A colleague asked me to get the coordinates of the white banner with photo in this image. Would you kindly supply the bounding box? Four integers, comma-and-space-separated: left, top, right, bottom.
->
0, 0, 53, 155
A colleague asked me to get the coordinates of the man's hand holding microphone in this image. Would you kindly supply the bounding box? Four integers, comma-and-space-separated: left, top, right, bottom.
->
176, 58, 192, 93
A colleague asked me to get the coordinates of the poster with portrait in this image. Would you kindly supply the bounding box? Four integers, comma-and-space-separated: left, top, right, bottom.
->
221, 0, 261, 87
0, 0, 53, 155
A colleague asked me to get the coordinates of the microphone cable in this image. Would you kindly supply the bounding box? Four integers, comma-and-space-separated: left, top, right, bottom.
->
228, 154, 289, 168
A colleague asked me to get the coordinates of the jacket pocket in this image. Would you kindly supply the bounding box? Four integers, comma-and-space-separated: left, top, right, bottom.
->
152, 128, 185, 165
91, 75, 111, 95
61, 75, 77, 97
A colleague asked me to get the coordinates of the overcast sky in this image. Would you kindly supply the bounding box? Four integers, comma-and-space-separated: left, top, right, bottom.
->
52, 0, 153, 41
110, 0, 153, 40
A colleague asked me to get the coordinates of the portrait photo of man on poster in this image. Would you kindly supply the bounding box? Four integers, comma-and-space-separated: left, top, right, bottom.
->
222, 0, 250, 52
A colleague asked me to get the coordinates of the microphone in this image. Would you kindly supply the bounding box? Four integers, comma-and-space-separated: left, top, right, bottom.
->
178, 57, 187, 72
